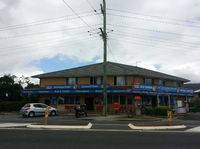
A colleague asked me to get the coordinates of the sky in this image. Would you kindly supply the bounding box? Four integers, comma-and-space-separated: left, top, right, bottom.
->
0, 0, 200, 84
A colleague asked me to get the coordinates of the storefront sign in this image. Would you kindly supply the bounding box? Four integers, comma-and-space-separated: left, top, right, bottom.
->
46, 84, 110, 89
134, 96, 142, 100
133, 84, 193, 94
113, 102, 119, 110
21, 88, 194, 96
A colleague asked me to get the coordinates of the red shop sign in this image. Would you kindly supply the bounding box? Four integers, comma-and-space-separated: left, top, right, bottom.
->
113, 102, 119, 110
134, 96, 142, 100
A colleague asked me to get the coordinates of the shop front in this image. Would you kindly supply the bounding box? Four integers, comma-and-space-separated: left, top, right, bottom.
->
22, 84, 194, 114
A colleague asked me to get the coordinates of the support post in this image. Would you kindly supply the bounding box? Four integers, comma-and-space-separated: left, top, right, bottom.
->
100, 0, 107, 116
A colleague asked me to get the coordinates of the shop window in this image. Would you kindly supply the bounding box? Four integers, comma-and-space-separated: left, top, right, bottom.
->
114, 76, 127, 86
113, 95, 119, 102
63, 96, 80, 104
90, 77, 102, 84
144, 78, 152, 85
75, 96, 81, 104
50, 97, 58, 105
158, 80, 163, 85
67, 77, 77, 85
120, 96, 126, 104
107, 95, 113, 104
64, 96, 70, 104
127, 98, 133, 104
172, 82, 178, 87
58, 96, 64, 104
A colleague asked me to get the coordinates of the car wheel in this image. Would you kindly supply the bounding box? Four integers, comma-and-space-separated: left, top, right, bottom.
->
50, 111, 56, 116
28, 112, 35, 118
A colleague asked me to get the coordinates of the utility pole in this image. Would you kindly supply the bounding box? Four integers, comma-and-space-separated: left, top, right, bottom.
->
100, 0, 107, 116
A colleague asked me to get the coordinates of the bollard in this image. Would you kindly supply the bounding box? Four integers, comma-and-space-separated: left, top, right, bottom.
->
167, 111, 172, 126
44, 106, 51, 125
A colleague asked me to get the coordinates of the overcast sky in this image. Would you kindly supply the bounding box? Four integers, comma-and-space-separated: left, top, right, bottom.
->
0, 0, 200, 83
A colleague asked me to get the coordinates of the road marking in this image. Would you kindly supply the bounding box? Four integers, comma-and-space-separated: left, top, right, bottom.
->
185, 126, 200, 132
0, 123, 31, 128
94, 123, 127, 126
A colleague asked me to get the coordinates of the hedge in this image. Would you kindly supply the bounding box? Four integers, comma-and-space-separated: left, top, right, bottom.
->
190, 107, 200, 112
144, 106, 171, 116
0, 101, 29, 112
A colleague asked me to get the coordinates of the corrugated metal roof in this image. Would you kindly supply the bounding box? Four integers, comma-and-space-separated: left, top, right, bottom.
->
32, 61, 189, 82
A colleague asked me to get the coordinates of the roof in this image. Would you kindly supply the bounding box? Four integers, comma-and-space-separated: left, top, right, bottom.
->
183, 83, 200, 91
32, 61, 189, 82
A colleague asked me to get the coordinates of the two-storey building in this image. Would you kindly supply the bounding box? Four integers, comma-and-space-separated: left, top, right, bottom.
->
22, 61, 193, 114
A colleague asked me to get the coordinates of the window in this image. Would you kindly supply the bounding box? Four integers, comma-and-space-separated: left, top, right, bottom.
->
172, 82, 178, 87
67, 77, 77, 85
64, 96, 80, 104
107, 95, 113, 104
90, 77, 102, 84
113, 95, 119, 102
144, 78, 152, 85
120, 96, 126, 104
115, 76, 126, 86
158, 80, 163, 85
127, 98, 133, 104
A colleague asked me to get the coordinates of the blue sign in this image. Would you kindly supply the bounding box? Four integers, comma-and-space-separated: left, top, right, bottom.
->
21, 88, 194, 96
133, 84, 193, 94
45, 84, 110, 89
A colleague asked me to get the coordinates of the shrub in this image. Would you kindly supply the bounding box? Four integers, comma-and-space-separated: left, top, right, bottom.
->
144, 106, 171, 116
190, 107, 200, 112
0, 101, 29, 112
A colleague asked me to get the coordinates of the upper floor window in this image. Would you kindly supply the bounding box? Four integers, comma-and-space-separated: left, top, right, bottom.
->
90, 77, 102, 84
158, 80, 163, 85
144, 78, 152, 85
67, 77, 77, 85
172, 82, 178, 87
114, 76, 127, 86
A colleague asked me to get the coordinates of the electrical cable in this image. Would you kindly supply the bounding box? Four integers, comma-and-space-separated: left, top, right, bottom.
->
107, 13, 200, 28
0, 12, 98, 32
107, 8, 199, 24
62, 0, 100, 35
0, 24, 101, 39
107, 24, 200, 38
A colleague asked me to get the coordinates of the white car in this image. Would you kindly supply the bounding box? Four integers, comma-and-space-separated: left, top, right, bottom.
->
20, 103, 58, 117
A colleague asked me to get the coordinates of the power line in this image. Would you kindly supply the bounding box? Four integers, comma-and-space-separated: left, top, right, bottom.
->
85, 0, 102, 21
111, 29, 199, 46
0, 12, 98, 32
0, 31, 92, 51
0, 24, 101, 39
107, 41, 118, 62
107, 8, 199, 24
110, 32, 199, 49
62, 0, 99, 34
85, 0, 97, 12
107, 24, 200, 38
0, 36, 101, 56
109, 36, 195, 52
107, 13, 200, 29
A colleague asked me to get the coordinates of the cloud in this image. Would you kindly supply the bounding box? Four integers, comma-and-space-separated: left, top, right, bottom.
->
0, 0, 200, 83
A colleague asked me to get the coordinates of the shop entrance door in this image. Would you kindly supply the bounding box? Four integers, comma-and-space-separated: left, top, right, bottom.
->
85, 97, 94, 111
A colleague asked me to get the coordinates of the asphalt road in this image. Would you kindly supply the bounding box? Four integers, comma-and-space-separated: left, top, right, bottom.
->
0, 129, 200, 149
0, 114, 200, 130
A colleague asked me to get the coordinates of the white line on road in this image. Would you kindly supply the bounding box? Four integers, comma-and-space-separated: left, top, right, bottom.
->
0, 123, 31, 128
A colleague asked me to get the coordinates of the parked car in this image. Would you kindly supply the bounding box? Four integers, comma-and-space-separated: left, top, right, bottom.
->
20, 103, 58, 118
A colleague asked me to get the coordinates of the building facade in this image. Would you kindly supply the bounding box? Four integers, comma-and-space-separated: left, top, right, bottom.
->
22, 62, 194, 114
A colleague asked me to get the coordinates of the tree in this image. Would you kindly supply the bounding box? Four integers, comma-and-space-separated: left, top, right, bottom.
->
0, 74, 23, 101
